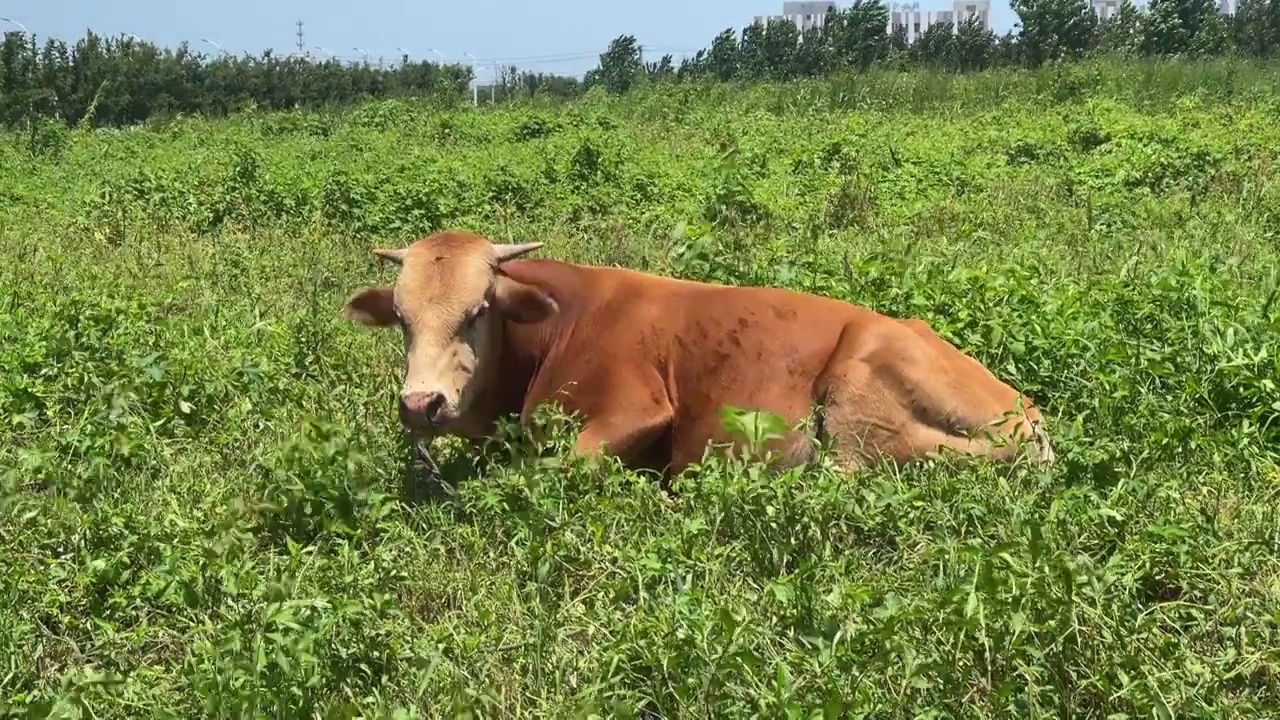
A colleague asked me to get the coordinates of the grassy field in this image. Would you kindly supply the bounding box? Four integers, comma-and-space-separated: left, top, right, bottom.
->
3, 60, 1280, 717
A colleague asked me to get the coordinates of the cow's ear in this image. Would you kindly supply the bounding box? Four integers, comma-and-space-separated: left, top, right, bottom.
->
343, 286, 397, 327
493, 275, 557, 324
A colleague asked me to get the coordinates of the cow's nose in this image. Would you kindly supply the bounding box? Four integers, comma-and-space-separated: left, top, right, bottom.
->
400, 391, 446, 424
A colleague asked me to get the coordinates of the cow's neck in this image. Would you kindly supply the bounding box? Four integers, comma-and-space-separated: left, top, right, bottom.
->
467, 259, 583, 436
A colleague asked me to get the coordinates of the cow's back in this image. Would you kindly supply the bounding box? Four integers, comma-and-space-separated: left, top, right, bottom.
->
504, 259, 857, 398
522, 262, 862, 463
497, 259, 1049, 474
499, 260, 853, 462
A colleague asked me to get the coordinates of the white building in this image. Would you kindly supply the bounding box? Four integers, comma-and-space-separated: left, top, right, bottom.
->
752, 0, 1234, 47
753, 1, 838, 33
1089, 0, 1235, 19
886, 0, 991, 43
1090, 0, 1122, 20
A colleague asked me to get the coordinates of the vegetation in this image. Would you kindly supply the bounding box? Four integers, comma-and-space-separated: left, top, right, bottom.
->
3, 57, 1280, 716
5, 0, 1280, 128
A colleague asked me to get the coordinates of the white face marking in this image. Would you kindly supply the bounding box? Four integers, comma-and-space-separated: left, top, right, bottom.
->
346, 233, 551, 432
391, 243, 501, 429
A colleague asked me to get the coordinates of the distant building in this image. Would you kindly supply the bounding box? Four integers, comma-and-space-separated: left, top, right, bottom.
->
753, 1, 838, 33
886, 0, 991, 43
752, 0, 1235, 48
1089, 0, 1236, 19
747, 0, 1241, 45
1090, 0, 1122, 20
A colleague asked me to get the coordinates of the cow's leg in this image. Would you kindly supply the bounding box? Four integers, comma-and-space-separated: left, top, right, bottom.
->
572, 407, 673, 468
817, 318, 1052, 471
894, 317, 1054, 464
527, 367, 675, 472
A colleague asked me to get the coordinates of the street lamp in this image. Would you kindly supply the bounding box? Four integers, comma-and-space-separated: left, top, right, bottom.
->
0, 16, 28, 34
200, 38, 227, 57
465, 54, 499, 103
462, 51, 486, 105
424, 48, 446, 76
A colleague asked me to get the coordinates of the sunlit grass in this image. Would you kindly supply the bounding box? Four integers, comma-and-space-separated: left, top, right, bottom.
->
2, 62, 1279, 716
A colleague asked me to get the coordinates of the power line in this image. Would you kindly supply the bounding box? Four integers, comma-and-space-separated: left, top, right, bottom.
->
78, 31, 701, 72
429, 46, 701, 64
477, 50, 604, 62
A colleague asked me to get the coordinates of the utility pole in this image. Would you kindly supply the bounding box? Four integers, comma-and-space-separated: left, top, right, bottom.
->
295, 19, 304, 55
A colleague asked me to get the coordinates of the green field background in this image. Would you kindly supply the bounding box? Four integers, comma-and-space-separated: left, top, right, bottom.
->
2, 60, 1279, 717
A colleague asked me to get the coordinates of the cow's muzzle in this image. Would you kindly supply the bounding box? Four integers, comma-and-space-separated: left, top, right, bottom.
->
400, 391, 447, 428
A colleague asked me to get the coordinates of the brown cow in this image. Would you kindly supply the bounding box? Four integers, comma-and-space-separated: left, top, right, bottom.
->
343, 229, 1054, 481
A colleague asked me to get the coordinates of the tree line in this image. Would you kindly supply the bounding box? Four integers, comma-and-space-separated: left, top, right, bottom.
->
3, 0, 1280, 129
0, 30, 476, 128
592, 0, 1280, 92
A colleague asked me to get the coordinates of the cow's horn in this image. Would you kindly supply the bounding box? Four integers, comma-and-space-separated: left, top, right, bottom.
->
372, 248, 407, 264
491, 241, 544, 264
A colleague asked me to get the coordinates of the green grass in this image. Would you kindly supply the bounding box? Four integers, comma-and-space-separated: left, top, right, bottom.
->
3, 60, 1280, 717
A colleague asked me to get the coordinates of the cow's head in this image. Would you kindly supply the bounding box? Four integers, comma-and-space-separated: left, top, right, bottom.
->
342, 230, 557, 432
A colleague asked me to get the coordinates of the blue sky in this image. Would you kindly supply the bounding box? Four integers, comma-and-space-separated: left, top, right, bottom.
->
4, 1, 1022, 79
